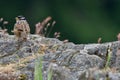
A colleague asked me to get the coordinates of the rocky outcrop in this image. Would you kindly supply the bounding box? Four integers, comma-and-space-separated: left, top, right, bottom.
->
0, 34, 120, 80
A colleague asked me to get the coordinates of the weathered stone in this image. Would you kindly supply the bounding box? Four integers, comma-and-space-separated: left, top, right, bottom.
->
0, 34, 120, 80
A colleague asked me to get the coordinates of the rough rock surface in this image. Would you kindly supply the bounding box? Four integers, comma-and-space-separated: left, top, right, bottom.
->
0, 34, 120, 80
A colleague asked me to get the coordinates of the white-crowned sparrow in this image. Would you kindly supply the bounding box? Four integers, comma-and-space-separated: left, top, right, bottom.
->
12, 16, 30, 41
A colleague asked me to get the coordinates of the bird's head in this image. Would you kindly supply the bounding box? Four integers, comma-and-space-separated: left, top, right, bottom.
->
15, 15, 26, 21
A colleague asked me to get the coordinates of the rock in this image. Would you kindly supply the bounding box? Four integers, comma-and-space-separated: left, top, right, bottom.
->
50, 63, 75, 80
79, 67, 120, 80
0, 34, 120, 80
108, 72, 120, 80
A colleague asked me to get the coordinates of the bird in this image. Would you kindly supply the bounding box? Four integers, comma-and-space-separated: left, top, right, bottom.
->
12, 15, 30, 41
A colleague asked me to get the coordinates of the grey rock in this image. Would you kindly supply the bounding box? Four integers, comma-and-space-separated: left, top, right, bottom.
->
79, 68, 120, 80
0, 35, 120, 80
109, 72, 120, 80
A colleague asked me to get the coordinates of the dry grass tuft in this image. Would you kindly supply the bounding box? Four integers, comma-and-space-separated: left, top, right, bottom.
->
0, 64, 17, 80
35, 16, 52, 35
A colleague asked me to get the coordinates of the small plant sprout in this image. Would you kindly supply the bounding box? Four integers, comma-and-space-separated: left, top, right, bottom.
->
52, 21, 56, 27
0, 18, 9, 31
44, 23, 51, 36
47, 65, 53, 80
54, 32, 60, 39
105, 45, 112, 69
0, 18, 3, 22
117, 33, 120, 41
47, 20, 56, 37
34, 56, 43, 80
47, 23, 51, 27
97, 37, 102, 43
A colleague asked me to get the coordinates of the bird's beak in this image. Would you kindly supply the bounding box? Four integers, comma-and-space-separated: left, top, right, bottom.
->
15, 17, 19, 21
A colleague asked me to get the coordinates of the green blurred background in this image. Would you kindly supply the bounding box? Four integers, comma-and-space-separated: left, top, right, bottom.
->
0, 0, 120, 44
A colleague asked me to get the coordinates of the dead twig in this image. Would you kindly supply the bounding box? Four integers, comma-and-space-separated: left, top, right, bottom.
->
35, 16, 52, 35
